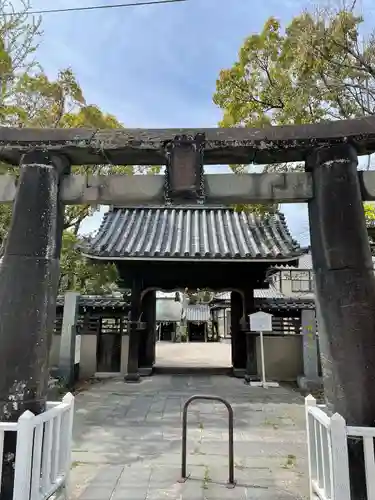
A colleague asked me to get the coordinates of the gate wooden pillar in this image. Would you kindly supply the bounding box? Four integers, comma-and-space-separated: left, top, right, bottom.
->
139, 290, 156, 376
230, 291, 246, 376
148, 290, 157, 369
0, 151, 68, 499
307, 144, 375, 499
125, 278, 143, 382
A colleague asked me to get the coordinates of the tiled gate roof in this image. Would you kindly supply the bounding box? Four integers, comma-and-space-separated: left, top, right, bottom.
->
84, 207, 302, 262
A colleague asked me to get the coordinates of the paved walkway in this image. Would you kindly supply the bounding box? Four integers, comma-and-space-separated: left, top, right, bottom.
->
155, 341, 232, 369
70, 375, 309, 499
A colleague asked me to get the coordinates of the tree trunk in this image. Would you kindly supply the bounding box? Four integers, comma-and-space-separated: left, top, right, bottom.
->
307, 144, 375, 499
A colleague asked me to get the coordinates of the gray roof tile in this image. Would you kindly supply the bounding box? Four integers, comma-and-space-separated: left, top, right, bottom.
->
56, 294, 314, 312
85, 207, 302, 261
215, 287, 284, 301
185, 304, 210, 322
56, 295, 128, 309
257, 298, 315, 311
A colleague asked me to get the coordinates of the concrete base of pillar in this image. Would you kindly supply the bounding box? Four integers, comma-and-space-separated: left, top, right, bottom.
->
120, 336, 129, 376
297, 375, 323, 392
139, 366, 153, 377
244, 373, 260, 383
232, 368, 246, 378
124, 373, 141, 383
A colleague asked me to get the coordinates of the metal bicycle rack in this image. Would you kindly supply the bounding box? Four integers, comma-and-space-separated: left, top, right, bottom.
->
179, 395, 236, 488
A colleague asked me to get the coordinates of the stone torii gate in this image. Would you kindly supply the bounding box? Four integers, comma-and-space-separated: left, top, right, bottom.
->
1, 117, 375, 496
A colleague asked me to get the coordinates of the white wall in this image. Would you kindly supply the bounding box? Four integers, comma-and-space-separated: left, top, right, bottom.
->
156, 298, 182, 322
273, 252, 375, 300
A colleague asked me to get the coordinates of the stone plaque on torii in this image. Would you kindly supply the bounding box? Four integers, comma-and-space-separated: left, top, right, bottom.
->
0, 117, 375, 496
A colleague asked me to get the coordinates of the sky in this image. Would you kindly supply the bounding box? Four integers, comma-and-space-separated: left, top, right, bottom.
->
18, 0, 375, 246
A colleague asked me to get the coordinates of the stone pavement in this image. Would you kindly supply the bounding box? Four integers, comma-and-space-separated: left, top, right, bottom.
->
70, 375, 309, 499
155, 340, 232, 369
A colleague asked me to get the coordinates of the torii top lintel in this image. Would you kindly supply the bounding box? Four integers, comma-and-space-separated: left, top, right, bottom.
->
1, 115, 375, 166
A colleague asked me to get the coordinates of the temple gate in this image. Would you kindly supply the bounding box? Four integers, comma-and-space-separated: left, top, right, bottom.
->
83, 206, 303, 380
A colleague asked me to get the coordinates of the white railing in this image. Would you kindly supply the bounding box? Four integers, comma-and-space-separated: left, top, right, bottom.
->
0, 392, 75, 500
305, 395, 375, 500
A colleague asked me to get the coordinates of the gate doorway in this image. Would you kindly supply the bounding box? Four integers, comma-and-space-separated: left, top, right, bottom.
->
188, 322, 205, 342
154, 340, 232, 374
158, 322, 176, 341
154, 290, 231, 373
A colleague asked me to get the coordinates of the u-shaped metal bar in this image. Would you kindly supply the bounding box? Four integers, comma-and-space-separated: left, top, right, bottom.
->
180, 395, 235, 486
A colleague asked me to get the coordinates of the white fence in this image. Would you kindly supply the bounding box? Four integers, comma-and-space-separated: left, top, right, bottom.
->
0, 392, 75, 500
306, 395, 375, 500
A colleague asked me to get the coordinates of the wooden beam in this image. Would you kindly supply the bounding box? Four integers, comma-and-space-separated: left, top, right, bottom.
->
0, 171, 374, 205
1, 116, 375, 165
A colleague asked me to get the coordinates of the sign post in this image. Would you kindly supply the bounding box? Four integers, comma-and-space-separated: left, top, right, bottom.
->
249, 311, 279, 388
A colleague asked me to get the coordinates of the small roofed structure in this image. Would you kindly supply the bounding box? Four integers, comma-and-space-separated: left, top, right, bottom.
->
185, 304, 211, 342
84, 205, 303, 380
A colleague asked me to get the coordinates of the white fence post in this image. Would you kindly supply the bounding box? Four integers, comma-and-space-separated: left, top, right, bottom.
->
330, 413, 351, 500
62, 393, 75, 499
305, 395, 317, 500
13, 410, 35, 500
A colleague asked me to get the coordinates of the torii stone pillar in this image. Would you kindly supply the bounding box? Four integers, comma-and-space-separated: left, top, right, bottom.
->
0, 152, 67, 499
307, 144, 375, 498
307, 145, 375, 422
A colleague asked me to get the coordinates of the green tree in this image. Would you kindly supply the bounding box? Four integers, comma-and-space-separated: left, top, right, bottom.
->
214, 5, 375, 169
0, 0, 134, 292
213, 3, 375, 212
0, 80, 126, 291
0, 0, 41, 245
185, 289, 213, 305
59, 231, 118, 294
0, 67, 129, 274
0, 0, 42, 125
0, 72, 133, 290
0, 0, 163, 290
364, 203, 375, 221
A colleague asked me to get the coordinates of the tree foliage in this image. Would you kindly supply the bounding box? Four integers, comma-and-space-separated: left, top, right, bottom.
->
214, 5, 375, 139
0, 0, 137, 293
213, 2, 375, 217
185, 289, 214, 305
59, 232, 118, 294
364, 203, 375, 221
